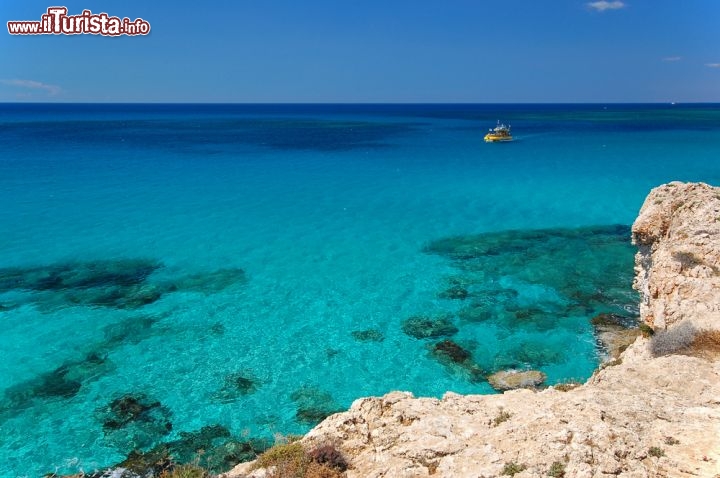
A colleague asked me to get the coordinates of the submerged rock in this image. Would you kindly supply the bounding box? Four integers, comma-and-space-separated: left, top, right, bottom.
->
0, 303, 19, 312
432, 340, 471, 364
590, 312, 637, 329
0, 261, 249, 311
213, 371, 260, 402
170, 268, 247, 294
1, 352, 113, 415
66, 426, 270, 476
210, 322, 226, 335
97, 393, 173, 451
351, 329, 385, 342
166, 425, 270, 472
515, 341, 563, 365
291, 386, 344, 426
424, 224, 638, 323
430, 340, 486, 383
456, 303, 493, 323
32, 368, 82, 399
101, 315, 161, 348
438, 285, 469, 300
117, 446, 173, 477
0, 259, 164, 310
401, 315, 458, 339
0, 259, 161, 293
487, 369, 547, 392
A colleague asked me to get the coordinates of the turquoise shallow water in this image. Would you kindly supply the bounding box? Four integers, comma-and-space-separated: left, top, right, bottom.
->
1, 104, 719, 476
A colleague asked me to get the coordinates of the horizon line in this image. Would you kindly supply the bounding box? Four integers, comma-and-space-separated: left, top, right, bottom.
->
1, 101, 718, 105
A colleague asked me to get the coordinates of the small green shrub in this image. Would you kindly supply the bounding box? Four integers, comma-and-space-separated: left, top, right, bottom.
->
254, 442, 309, 477
648, 446, 665, 458
639, 323, 654, 338
547, 461, 565, 477
664, 437, 680, 446
253, 441, 348, 478
502, 462, 526, 476
493, 409, 512, 427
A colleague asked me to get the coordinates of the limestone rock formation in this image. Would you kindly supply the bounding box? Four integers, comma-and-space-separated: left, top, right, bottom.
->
228, 182, 720, 478
487, 369, 546, 391
632, 181, 720, 331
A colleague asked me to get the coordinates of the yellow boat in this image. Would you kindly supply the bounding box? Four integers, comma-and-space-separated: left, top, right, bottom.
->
484, 121, 513, 142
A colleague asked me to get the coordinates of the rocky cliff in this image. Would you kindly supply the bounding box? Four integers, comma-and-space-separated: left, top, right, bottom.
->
229, 182, 720, 478
633, 181, 720, 332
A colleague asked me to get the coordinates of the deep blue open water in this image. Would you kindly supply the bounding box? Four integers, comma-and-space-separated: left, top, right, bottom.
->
1, 103, 719, 477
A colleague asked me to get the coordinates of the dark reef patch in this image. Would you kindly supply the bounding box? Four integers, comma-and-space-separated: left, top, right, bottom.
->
0, 259, 160, 292
213, 371, 260, 403
432, 339, 471, 363
168, 268, 247, 293
351, 329, 385, 342
423, 224, 639, 374
1, 352, 114, 415
438, 285, 470, 300
0, 260, 248, 312
210, 321, 226, 336
590, 312, 638, 329
164, 425, 271, 473
97, 393, 173, 452
86, 425, 271, 476
0, 259, 162, 310
0, 303, 19, 312
100, 314, 163, 349
401, 315, 459, 339
290, 385, 344, 426
117, 447, 174, 477
429, 340, 486, 383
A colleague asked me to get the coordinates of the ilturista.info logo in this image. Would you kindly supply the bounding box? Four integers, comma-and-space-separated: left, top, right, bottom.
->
7, 7, 150, 36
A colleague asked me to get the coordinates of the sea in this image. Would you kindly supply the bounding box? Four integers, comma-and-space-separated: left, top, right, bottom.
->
1, 103, 719, 477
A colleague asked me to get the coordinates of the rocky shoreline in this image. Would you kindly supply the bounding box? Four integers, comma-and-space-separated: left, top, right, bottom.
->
229, 182, 720, 478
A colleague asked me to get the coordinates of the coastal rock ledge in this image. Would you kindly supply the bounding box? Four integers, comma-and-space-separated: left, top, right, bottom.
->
229, 182, 720, 478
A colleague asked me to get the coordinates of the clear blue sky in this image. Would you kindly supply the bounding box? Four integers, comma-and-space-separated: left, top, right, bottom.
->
1, 0, 719, 102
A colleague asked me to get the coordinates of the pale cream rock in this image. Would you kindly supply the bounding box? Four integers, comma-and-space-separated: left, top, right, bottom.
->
632, 181, 720, 331
487, 369, 547, 391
